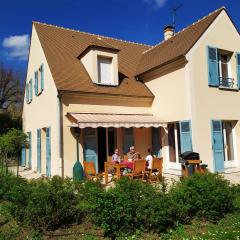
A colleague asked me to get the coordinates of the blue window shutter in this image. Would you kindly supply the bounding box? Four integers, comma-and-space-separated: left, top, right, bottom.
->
26, 83, 29, 103
180, 121, 193, 153
28, 132, 32, 168
123, 128, 134, 154
207, 46, 219, 87
211, 120, 224, 172
83, 128, 98, 172
34, 71, 38, 96
236, 53, 240, 89
40, 64, 44, 91
37, 129, 41, 173
29, 79, 32, 102
21, 145, 26, 166
46, 127, 51, 177
152, 128, 162, 157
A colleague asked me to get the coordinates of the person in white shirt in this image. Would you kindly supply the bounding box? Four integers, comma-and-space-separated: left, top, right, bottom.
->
145, 148, 153, 169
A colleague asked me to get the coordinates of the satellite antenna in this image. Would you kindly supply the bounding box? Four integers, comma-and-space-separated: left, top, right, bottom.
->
171, 4, 182, 31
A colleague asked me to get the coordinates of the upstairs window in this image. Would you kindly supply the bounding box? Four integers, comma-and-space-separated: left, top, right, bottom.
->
207, 46, 236, 89
26, 79, 33, 104
218, 50, 233, 88
34, 64, 44, 95
97, 56, 113, 85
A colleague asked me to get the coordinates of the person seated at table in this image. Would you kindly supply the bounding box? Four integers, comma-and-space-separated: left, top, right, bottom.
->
127, 146, 141, 161
112, 148, 121, 163
145, 148, 153, 169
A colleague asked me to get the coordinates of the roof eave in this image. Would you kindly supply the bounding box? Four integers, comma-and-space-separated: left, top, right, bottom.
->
77, 45, 120, 60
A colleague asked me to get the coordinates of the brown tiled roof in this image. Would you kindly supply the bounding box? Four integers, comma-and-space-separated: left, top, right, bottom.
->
78, 37, 120, 59
33, 22, 153, 98
136, 7, 225, 76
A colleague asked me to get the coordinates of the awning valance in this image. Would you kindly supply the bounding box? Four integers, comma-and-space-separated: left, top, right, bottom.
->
67, 113, 166, 128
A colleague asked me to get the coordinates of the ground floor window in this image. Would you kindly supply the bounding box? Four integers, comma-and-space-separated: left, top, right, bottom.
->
168, 123, 181, 163
223, 121, 236, 163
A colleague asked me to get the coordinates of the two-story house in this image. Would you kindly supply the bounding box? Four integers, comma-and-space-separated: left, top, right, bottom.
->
22, 7, 240, 178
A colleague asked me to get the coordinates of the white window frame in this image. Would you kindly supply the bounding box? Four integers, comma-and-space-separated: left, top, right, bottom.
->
167, 123, 181, 170
223, 121, 238, 168
97, 56, 114, 86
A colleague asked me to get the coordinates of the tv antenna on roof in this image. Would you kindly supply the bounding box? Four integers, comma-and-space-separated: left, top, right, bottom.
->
171, 4, 182, 30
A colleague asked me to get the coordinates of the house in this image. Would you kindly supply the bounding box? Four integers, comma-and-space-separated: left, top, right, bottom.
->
22, 7, 240, 178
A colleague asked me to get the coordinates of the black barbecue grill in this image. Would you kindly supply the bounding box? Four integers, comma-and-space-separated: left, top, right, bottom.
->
179, 151, 202, 177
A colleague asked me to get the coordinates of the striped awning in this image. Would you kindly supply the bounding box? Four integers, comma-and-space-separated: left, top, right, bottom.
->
67, 113, 166, 128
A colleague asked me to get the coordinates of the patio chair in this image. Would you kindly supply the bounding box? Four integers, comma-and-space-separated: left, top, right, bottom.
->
107, 156, 112, 162
83, 161, 102, 180
147, 157, 163, 182
126, 159, 146, 180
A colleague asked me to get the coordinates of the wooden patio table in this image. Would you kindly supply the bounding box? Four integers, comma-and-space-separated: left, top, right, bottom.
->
104, 162, 128, 184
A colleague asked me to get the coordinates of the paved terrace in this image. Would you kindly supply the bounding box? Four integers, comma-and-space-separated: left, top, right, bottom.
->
8, 166, 240, 185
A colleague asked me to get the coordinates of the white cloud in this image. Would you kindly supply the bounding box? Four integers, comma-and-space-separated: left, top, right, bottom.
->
2, 34, 30, 60
143, 0, 168, 8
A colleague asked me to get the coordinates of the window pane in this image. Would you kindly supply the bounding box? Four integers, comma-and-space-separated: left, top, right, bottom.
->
221, 62, 228, 78
98, 57, 112, 84
168, 124, 176, 162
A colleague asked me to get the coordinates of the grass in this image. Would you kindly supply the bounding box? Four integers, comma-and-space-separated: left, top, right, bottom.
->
1, 188, 240, 240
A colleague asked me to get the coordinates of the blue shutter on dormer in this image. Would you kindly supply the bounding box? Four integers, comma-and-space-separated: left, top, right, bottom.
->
180, 121, 193, 153
40, 64, 44, 91
236, 53, 240, 89
207, 46, 219, 87
34, 71, 38, 95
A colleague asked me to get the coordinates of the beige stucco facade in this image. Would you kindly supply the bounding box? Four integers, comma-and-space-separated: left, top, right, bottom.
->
187, 11, 240, 171
23, 10, 240, 178
22, 25, 61, 176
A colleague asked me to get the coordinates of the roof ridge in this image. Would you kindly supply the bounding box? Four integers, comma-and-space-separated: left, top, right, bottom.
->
91, 37, 119, 49
32, 21, 152, 48
142, 6, 226, 54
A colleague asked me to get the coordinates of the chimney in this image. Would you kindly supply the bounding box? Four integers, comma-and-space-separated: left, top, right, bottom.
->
164, 25, 175, 40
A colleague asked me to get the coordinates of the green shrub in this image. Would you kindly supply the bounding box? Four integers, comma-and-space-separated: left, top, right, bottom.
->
168, 173, 235, 222
87, 177, 173, 238
22, 176, 84, 231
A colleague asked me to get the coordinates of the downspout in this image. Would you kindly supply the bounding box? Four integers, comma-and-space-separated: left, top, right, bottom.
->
57, 92, 64, 178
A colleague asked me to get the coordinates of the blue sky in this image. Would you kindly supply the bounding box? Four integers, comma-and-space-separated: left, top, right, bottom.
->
0, 0, 239, 72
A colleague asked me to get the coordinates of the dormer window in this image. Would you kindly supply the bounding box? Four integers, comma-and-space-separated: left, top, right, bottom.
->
97, 56, 113, 85
78, 38, 119, 86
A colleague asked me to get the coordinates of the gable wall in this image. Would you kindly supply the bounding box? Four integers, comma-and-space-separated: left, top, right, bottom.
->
22, 25, 60, 175
187, 11, 240, 170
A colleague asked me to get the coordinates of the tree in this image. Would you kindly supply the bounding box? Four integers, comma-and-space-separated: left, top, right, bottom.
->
0, 112, 21, 135
0, 64, 24, 114
0, 129, 28, 174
